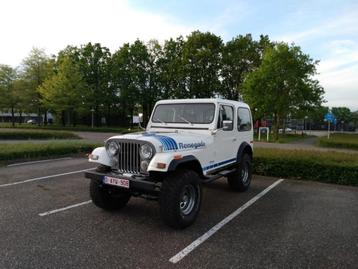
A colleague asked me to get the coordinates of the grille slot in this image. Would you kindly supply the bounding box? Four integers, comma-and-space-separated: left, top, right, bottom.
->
117, 141, 141, 174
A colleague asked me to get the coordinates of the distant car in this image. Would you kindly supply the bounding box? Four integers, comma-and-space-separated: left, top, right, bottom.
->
26, 119, 37, 124
279, 127, 293, 133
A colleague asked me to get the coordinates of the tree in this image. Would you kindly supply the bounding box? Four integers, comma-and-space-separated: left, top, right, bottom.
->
331, 107, 352, 130
242, 43, 324, 140
183, 31, 223, 98
221, 34, 263, 100
77, 43, 111, 126
39, 56, 87, 126
159, 37, 186, 99
0, 65, 20, 126
21, 48, 53, 125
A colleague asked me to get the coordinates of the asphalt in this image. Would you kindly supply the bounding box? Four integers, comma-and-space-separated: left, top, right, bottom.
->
0, 158, 357, 269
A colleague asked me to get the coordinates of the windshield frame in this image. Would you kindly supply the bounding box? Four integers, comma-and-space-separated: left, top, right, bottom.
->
151, 102, 216, 125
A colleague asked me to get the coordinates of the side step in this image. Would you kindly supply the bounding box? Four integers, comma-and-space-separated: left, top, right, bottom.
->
202, 168, 236, 183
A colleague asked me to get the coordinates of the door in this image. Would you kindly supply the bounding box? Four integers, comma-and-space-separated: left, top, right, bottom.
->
213, 103, 237, 167
237, 107, 253, 147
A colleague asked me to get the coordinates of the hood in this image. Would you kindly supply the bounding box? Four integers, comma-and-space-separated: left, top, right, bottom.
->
107, 131, 212, 152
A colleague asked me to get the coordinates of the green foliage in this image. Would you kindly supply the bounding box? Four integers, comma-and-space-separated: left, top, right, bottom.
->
0, 130, 79, 140
21, 48, 53, 119
254, 133, 312, 143
318, 133, 358, 150
183, 31, 223, 98
254, 148, 358, 186
0, 141, 100, 163
39, 56, 87, 124
331, 107, 352, 123
243, 43, 324, 140
1, 32, 325, 129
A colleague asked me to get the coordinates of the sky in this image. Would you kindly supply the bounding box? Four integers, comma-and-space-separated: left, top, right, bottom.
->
0, 0, 357, 110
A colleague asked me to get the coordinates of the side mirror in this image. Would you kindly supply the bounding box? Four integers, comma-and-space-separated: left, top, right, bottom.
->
222, 120, 233, 131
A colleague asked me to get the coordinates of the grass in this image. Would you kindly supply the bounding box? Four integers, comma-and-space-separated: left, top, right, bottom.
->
318, 133, 358, 150
0, 141, 101, 164
255, 133, 313, 143
0, 122, 141, 133
0, 129, 80, 140
254, 148, 358, 186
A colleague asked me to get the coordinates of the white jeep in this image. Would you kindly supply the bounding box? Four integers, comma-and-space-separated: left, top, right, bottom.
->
85, 98, 253, 229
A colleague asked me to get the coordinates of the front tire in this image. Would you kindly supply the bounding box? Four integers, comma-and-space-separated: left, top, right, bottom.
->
90, 178, 131, 211
159, 169, 202, 229
227, 153, 252, 192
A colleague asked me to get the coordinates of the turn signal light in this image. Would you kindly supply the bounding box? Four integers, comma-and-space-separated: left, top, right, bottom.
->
157, 162, 166, 169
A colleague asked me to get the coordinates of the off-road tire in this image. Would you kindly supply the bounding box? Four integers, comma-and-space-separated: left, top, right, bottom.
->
90, 166, 131, 210
159, 169, 202, 229
227, 153, 252, 192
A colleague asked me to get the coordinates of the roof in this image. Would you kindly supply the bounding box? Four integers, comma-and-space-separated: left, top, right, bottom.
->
155, 98, 250, 108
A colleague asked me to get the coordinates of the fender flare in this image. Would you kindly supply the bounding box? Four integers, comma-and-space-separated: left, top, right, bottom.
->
236, 142, 253, 162
167, 155, 203, 176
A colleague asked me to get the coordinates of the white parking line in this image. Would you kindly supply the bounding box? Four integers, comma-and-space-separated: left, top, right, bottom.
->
39, 200, 92, 216
0, 168, 95, 188
169, 178, 285, 264
7, 157, 73, 167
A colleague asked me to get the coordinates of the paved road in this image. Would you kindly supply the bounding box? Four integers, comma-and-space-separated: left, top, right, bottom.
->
0, 158, 357, 268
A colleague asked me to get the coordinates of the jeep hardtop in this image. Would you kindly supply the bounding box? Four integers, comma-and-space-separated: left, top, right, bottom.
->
85, 98, 253, 229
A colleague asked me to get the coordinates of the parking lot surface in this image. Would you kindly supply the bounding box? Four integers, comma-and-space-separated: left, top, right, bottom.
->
0, 158, 357, 268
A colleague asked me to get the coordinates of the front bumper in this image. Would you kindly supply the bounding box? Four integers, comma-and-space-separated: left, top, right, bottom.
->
85, 171, 161, 195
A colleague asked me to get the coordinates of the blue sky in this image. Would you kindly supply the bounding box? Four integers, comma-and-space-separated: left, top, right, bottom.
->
0, 0, 357, 110
129, 0, 358, 110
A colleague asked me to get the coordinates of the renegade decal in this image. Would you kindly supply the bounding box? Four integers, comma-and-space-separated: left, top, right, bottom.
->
178, 141, 205, 150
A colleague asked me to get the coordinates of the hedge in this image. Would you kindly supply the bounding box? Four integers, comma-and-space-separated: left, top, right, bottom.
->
0, 141, 101, 162
0, 130, 80, 140
254, 148, 358, 186
318, 133, 358, 150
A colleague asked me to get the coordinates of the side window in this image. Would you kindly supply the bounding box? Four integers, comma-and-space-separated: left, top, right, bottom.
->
217, 105, 234, 130
238, 108, 252, 131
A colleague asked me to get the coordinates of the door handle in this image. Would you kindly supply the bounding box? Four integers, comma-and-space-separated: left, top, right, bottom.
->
232, 138, 237, 142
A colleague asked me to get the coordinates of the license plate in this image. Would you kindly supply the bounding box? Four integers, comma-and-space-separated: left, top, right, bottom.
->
103, 176, 130, 189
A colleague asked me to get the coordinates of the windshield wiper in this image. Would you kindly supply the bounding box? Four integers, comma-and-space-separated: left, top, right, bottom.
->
154, 118, 166, 124
178, 115, 193, 125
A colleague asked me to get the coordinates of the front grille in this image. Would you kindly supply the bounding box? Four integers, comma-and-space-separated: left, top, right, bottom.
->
117, 141, 141, 174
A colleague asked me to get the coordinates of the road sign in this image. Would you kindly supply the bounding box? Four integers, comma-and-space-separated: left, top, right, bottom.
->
324, 113, 336, 123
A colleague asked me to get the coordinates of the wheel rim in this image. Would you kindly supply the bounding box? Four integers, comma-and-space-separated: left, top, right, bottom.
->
180, 184, 197, 216
241, 161, 249, 184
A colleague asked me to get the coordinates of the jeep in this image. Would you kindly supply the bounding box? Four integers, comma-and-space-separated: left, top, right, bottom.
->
85, 98, 253, 229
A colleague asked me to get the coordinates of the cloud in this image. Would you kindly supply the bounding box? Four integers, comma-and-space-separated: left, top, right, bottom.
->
0, 0, 194, 66
316, 39, 358, 110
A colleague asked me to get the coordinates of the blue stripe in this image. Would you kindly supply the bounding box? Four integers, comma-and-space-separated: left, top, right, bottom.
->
202, 158, 237, 171
160, 137, 169, 150
143, 133, 179, 151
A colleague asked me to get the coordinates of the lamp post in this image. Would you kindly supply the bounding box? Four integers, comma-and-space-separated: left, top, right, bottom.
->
91, 108, 95, 128
304, 116, 308, 134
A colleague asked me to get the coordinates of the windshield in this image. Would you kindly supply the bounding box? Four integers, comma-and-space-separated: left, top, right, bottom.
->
152, 103, 215, 124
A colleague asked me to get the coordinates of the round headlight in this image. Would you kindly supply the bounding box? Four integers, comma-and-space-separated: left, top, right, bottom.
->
107, 141, 119, 156
140, 144, 153, 159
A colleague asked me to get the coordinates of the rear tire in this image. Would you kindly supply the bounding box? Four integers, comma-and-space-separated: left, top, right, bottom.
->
227, 153, 252, 192
159, 169, 202, 229
90, 168, 131, 210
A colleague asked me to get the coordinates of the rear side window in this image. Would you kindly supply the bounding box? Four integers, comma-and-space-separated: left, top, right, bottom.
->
238, 108, 251, 131
217, 105, 234, 130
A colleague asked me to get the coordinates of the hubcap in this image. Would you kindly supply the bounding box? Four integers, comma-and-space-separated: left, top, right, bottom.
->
180, 184, 197, 216
241, 162, 249, 184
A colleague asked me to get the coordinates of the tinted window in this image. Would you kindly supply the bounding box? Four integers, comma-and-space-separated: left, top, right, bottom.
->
152, 103, 215, 124
217, 105, 234, 130
238, 108, 251, 131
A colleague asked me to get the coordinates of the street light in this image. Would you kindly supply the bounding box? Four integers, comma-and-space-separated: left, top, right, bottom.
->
91, 108, 95, 128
